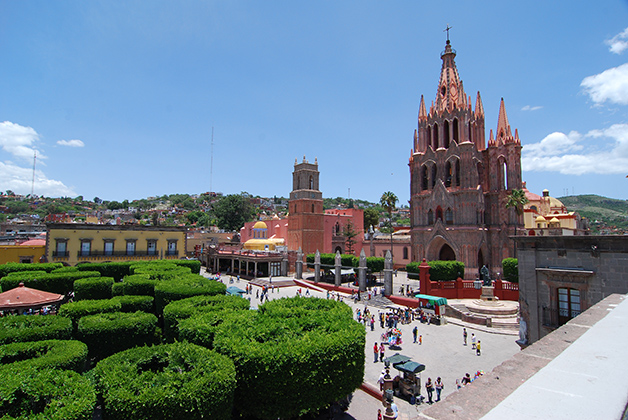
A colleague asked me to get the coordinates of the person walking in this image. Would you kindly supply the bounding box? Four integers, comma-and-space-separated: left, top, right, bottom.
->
425, 378, 434, 404
419, 335, 422, 345
373, 342, 379, 363
435, 377, 444, 401
476, 340, 481, 356
370, 316, 375, 331
413, 325, 418, 343
471, 333, 476, 349
379, 343, 385, 363
463, 328, 468, 346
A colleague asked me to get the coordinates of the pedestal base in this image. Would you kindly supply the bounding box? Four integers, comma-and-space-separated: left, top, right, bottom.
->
480, 286, 495, 301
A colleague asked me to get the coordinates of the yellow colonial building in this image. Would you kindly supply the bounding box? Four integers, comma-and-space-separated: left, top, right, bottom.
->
522, 187, 588, 236
46, 223, 187, 266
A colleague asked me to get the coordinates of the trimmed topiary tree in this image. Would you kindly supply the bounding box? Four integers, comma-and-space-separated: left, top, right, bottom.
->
76, 261, 134, 282
163, 294, 249, 342
0, 339, 88, 372
172, 259, 202, 274
93, 342, 236, 420
0, 262, 63, 279
0, 366, 96, 420
427, 260, 465, 281
58, 299, 122, 331
74, 277, 114, 300
502, 258, 519, 283
1, 270, 101, 295
0, 315, 72, 345
120, 274, 157, 296
154, 275, 226, 315
78, 311, 158, 361
113, 295, 154, 313
212, 297, 365, 420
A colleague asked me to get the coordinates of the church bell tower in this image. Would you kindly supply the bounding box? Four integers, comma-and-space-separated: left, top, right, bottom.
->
287, 156, 325, 255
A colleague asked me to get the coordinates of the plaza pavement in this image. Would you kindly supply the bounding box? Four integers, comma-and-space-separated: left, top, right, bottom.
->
209, 271, 521, 420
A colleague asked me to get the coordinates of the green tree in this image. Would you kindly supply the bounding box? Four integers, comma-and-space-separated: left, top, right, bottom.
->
363, 207, 380, 231
342, 220, 358, 255
380, 191, 398, 258
505, 188, 529, 256
505, 189, 529, 237
214, 193, 255, 231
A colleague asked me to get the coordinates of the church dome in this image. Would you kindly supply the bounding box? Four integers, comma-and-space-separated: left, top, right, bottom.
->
253, 221, 268, 230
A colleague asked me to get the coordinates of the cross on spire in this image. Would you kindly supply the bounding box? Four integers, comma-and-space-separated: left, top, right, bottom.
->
444, 24, 452, 42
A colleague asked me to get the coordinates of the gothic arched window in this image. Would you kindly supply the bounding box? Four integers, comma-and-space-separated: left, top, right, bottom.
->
433, 123, 439, 149
445, 161, 452, 188
428, 209, 434, 225
436, 206, 443, 222
453, 118, 459, 143
455, 159, 461, 187
431, 165, 437, 189
421, 165, 428, 191
445, 208, 454, 225
444, 120, 450, 148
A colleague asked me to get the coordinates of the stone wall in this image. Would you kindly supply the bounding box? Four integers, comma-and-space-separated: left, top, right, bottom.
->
516, 235, 628, 344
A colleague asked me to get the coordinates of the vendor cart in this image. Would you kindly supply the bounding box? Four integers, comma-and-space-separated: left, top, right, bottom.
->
393, 361, 425, 400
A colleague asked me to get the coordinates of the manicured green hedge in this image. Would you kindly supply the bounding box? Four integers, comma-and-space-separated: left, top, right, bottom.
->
119, 274, 158, 296
0, 367, 96, 420
78, 311, 158, 360
0, 262, 63, 279
130, 262, 191, 281
406, 260, 465, 281
163, 294, 249, 342
111, 281, 124, 296
74, 277, 114, 300
306, 253, 385, 272
58, 299, 122, 331
77, 261, 134, 282
172, 259, 202, 274
0, 315, 72, 345
113, 295, 154, 313
93, 342, 236, 420
154, 274, 226, 315
502, 258, 519, 283
0, 270, 101, 294
51, 266, 79, 274
212, 297, 365, 419
0, 339, 88, 372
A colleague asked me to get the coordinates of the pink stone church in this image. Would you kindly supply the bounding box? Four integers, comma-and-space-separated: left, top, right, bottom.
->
409, 38, 523, 279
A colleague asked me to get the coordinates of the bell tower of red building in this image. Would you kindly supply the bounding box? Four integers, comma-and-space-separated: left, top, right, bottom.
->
287, 156, 325, 255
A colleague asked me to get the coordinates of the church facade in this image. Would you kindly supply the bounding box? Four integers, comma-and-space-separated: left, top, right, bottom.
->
409, 39, 522, 279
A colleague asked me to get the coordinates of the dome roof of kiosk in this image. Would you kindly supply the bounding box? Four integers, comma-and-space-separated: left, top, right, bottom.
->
253, 221, 268, 229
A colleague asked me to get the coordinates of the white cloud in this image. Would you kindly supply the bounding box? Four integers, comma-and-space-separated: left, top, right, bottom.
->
57, 139, 85, 147
0, 161, 76, 197
521, 105, 543, 111
0, 121, 45, 161
0, 121, 76, 197
523, 131, 583, 158
605, 27, 628, 54
581, 63, 628, 105
522, 124, 628, 175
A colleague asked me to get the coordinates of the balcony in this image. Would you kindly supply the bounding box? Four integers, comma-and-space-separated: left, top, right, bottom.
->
76, 250, 160, 258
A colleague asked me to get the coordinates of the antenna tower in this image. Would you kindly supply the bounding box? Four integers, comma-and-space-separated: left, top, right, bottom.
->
210, 127, 214, 194
31, 150, 36, 196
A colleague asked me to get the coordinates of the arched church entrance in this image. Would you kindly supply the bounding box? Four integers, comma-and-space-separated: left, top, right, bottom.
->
439, 244, 456, 261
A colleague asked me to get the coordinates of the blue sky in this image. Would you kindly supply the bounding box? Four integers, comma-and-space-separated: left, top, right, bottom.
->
1, 1, 628, 205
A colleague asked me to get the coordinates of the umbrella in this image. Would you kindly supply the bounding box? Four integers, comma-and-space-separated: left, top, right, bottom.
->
226, 286, 246, 296
383, 353, 412, 366
394, 361, 426, 374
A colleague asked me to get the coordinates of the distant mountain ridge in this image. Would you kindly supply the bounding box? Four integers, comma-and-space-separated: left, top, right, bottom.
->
558, 194, 628, 233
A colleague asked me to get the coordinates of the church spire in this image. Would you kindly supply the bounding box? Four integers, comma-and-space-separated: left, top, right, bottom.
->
435, 37, 461, 114
418, 95, 427, 121
496, 98, 513, 144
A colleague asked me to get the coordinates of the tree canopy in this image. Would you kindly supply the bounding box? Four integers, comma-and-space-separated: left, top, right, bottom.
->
213, 193, 255, 232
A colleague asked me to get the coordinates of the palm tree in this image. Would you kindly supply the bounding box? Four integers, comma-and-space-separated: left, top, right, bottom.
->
505, 188, 529, 256
380, 191, 398, 258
